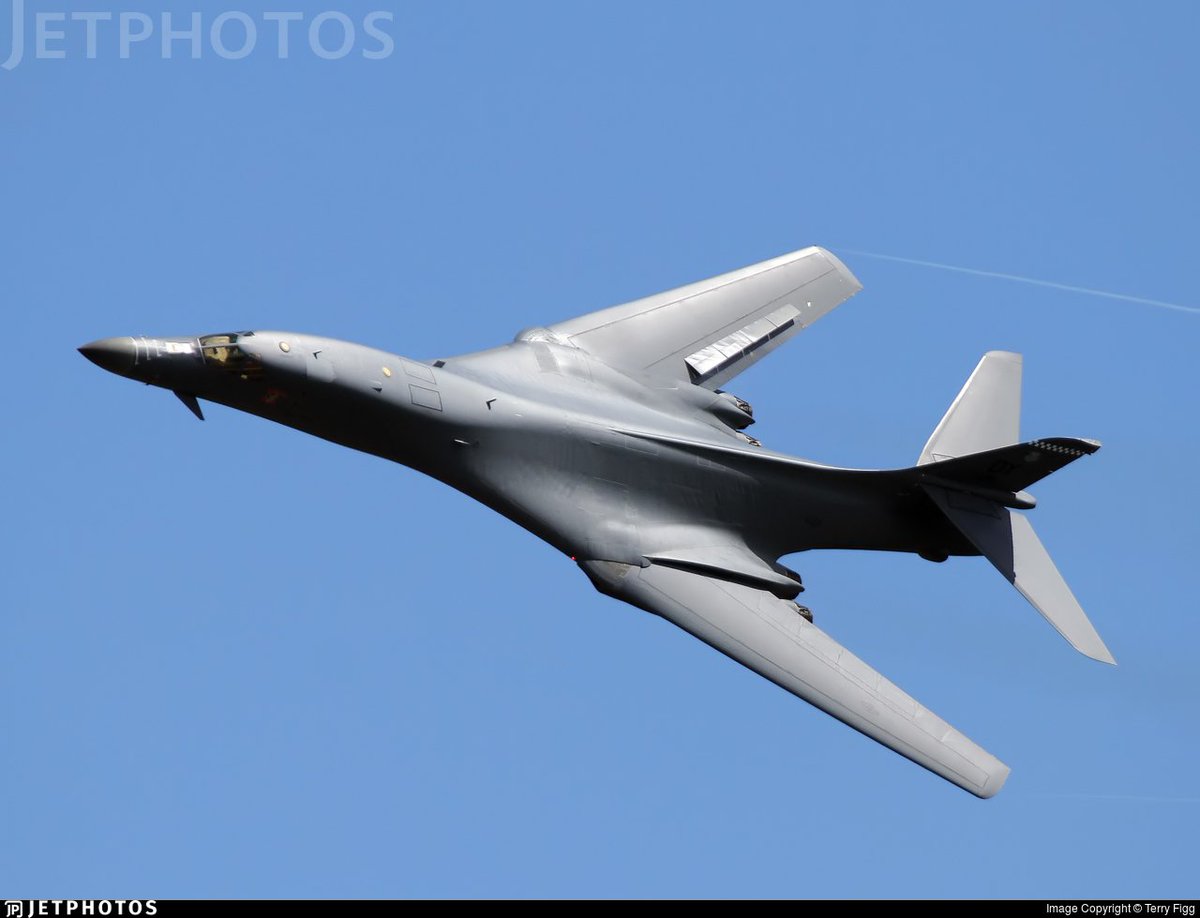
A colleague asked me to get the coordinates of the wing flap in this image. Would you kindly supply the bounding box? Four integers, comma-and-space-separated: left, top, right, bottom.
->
581, 559, 1010, 797
549, 246, 862, 388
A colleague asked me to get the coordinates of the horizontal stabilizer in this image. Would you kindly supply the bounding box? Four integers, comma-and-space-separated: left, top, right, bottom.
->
921, 437, 1101, 496
924, 484, 1115, 664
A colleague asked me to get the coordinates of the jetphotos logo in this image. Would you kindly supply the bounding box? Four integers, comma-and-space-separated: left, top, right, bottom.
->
2, 0, 396, 70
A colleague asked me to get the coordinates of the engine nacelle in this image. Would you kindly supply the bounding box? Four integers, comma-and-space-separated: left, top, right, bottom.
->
772, 562, 804, 593
709, 390, 755, 430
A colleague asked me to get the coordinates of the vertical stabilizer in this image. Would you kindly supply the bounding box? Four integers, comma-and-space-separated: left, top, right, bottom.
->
919, 351, 1022, 465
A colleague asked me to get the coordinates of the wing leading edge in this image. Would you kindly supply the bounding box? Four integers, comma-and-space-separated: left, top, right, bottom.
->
548, 246, 862, 389
581, 559, 1010, 798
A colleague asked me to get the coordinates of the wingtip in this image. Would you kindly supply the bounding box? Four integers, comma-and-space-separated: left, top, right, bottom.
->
973, 761, 1012, 799
816, 246, 864, 293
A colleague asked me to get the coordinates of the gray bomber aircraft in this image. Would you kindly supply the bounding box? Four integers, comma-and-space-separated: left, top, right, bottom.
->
80, 246, 1113, 798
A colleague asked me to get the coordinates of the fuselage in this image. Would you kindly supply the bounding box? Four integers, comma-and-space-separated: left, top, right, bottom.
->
79, 329, 969, 578
76, 241, 1107, 796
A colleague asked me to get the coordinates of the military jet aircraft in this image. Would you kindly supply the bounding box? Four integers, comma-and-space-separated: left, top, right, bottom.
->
80, 246, 1113, 797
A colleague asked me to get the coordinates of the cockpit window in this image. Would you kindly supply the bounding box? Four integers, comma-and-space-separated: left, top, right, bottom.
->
200, 334, 239, 365
199, 333, 262, 378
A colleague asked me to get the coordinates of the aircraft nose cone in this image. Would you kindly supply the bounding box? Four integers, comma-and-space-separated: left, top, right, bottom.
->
79, 337, 136, 376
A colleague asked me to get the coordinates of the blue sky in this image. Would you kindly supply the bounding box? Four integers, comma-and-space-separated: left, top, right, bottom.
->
3, 0, 1197, 898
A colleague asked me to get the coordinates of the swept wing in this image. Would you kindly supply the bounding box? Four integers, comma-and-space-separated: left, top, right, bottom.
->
547, 246, 861, 389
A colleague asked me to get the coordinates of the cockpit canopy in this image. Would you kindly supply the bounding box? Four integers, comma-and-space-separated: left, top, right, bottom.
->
199, 332, 262, 378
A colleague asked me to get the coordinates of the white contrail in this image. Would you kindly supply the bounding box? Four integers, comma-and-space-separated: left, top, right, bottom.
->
840, 249, 1200, 316
1026, 792, 1200, 804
